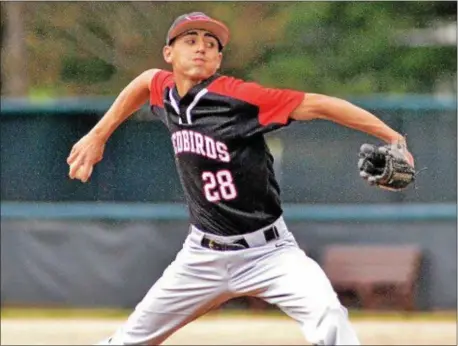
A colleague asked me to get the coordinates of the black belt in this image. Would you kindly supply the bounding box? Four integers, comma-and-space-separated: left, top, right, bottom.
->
201, 225, 280, 251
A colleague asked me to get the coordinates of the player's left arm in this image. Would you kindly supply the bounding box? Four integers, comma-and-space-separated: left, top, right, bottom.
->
291, 93, 403, 144
290, 93, 414, 165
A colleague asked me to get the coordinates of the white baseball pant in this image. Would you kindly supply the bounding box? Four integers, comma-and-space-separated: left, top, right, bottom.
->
96, 216, 360, 345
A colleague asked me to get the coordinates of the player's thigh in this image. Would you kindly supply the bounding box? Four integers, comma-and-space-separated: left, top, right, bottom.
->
258, 241, 341, 321
111, 244, 229, 344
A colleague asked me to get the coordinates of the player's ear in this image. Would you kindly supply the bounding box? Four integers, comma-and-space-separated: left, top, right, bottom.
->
163, 46, 173, 64
216, 52, 223, 70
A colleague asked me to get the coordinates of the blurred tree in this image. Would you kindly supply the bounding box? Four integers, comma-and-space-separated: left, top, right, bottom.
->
0, 2, 4, 95
16, 2, 288, 96
2, 1, 456, 97
2, 2, 28, 96
249, 2, 457, 95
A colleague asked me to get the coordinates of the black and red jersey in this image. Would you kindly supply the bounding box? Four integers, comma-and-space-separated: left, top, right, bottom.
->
150, 70, 304, 236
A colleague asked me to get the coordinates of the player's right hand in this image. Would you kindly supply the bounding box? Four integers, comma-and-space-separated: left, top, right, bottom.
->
67, 133, 106, 183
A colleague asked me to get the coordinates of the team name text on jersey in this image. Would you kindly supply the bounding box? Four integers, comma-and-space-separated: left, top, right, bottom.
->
171, 130, 230, 162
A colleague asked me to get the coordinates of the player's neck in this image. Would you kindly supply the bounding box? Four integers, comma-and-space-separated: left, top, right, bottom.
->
173, 69, 219, 97
175, 80, 200, 97
174, 77, 202, 97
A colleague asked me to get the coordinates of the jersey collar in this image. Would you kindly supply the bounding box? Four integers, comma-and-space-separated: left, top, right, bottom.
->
171, 73, 220, 105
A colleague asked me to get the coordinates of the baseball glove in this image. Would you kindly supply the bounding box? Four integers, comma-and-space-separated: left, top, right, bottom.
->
358, 142, 415, 191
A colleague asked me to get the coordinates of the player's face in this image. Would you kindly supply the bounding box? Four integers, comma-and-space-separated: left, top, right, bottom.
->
163, 30, 223, 80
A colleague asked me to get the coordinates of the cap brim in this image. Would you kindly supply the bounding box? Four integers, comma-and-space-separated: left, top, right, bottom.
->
168, 19, 230, 47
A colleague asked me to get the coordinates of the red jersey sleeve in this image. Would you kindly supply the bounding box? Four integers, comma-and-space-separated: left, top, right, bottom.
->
208, 76, 304, 126
150, 70, 174, 107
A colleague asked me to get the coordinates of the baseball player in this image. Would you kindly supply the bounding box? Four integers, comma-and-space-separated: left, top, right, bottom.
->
67, 12, 415, 345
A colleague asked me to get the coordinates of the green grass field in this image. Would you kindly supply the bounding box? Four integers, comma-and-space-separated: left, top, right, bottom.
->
1, 306, 456, 321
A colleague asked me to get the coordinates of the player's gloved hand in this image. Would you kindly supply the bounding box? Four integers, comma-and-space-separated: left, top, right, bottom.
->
67, 132, 106, 183
357, 141, 415, 191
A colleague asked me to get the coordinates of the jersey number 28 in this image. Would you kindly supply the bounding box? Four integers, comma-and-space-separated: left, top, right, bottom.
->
202, 170, 237, 202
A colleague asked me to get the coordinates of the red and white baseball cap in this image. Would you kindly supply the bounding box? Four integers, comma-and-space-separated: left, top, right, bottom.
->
166, 12, 230, 49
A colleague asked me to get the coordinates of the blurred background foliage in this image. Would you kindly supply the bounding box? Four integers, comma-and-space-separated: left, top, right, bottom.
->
1, 1, 456, 98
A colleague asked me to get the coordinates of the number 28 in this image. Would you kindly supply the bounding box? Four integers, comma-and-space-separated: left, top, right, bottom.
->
202, 170, 237, 202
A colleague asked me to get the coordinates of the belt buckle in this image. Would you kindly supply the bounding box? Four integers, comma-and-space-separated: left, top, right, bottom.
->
205, 237, 247, 251
208, 239, 218, 250
213, 239, 245, 251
